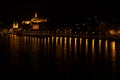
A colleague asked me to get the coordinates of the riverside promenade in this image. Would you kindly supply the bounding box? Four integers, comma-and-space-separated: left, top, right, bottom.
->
15, 32, 120, 40
0, 30, 120, 40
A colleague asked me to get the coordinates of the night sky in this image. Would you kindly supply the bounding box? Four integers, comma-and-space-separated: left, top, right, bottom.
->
0, 0, 119, 23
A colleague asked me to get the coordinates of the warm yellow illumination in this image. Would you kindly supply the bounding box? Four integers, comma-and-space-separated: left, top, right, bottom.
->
109, 30, 116, 35
92, 39, 95, 53
31, 12, 47, 23
56, 37, 59, 46
52, 36, 54, 43
48, 37, 50, 47
86, 39, 88, 46
60, 37, 62, 45
86, 39, 88, 54
64, 37, 67, 44
24, 21, 31, 24
69, 37, 72, 45
80, 38, 82, 46
104, 40, 108, 61
92, 39, 95, 63
105, 40, 108, 53
99, 39, 101, 53
80, 38, 82, 51
35, 12, 38, 18
10, 34, 19, 64
32, 24, 39, 29
22, 12, 47, 24
111, 41, 116, 68
64, 37, 67, 59
111, 41, 115, 51
74, 38, 77, 53
13, 21, 18, 28
75, 38, 77, 46
9, 28, 13, 32
45, 19, 47, 22
116, 30, 120, 35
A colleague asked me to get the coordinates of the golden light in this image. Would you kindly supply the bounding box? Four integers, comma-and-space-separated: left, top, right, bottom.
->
99, 39, 101, 53
52, 36, 54, 43
105, 40, 108, 54
86, 39, 88, 46
64, 37, 67, 58
75, 38, 77, 46
111, 41, 116, 69
86, 39, 88, 54
45, 19, 47, 22
69, 37, 72, 45
74, 38, 78, 59
60, 37, 62, 45
25, 21, 30, 24
111, 41, 115, 51
13, 21, 18, 29
56, 37, 59, 46
109, 30, 116, 35
32, 24, 39, 29
48, 37, 50, 47
64, 37, 67, 44
80, 38, 82, 46
80, 38, 82, 51
22, 12, 47, 24
92, 39, 95, 63
9, 28, 13, 32
92, 39, 95, 53
116, 30, 120, 35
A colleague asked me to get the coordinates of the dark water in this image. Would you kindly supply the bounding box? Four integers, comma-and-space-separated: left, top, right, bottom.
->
1, 34, 120, 79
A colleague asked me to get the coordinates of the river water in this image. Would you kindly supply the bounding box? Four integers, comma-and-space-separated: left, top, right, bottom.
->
0, 34, 120, 79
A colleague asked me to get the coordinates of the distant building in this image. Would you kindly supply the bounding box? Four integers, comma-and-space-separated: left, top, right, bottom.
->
13, 21, 18, 29
22, 12, 47, 25
11, 21, 22, 32
21, 12, 47, 30
32, 24, 39, 30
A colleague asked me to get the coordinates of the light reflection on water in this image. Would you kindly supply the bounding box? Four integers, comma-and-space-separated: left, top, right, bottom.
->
85, 39, 88, 56
56, 37, 62, 61
9, 35, 19, 66
105, 40, 108, 61
4, 34, 119, 79
74, 38, 77, 60
92, 39, 95, 54
92, 39, 95, 64
111, 41, 116, 74
69, 37, 72, 59
99, 39, 101, 54
80, 38, 82, 53
63, 37, 67, 61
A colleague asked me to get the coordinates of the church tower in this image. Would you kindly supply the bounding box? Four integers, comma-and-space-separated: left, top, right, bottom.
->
13, 21, 18, 29
35, 12, 37, 18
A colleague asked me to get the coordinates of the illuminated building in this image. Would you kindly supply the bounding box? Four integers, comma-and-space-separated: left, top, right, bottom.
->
21, 12, 47, 30
22, 12, 47, 25
32, 24, 39, 29
13, 21, 18, 29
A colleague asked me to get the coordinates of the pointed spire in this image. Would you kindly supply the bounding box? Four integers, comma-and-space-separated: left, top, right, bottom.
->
13, 21, 18, 28
35, 12, 37, 18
